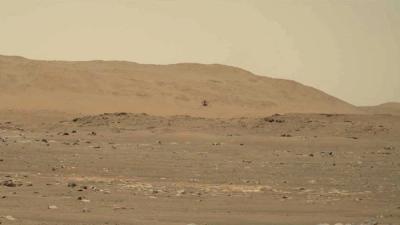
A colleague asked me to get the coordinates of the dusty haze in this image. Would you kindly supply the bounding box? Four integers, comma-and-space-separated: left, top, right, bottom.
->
1, 0, 399, 106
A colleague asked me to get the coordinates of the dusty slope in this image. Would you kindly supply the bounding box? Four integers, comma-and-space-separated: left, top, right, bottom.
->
359, 102, 400, 116
0, 55, 360, 117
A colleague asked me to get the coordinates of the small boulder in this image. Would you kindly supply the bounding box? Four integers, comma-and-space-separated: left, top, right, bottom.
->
2, 180, 21, 187
48, 205, 58, 210
4, 215, 16, 221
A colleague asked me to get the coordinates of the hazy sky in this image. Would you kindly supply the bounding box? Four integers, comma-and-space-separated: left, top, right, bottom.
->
1, 0, 399, 106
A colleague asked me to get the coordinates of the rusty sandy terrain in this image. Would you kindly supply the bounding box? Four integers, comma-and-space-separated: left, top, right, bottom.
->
0, 111, 399, 225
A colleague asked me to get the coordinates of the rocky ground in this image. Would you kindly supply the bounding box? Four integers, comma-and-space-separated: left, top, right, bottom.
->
0, 112, 399, 225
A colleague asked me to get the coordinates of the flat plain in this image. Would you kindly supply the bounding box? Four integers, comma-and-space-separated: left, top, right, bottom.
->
0, 111, 399, 225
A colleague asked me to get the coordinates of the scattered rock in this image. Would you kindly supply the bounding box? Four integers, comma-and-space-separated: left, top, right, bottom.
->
264, 118, 285, 123
176, 189, 186, 196
308, 179, 317, 184
2, 180, 21, 187
360, 219, 378, 225
82, 207, 91, 213
67, 182, 77, 188
116, 112, 128, 116
320, 151, 334, 157
384, 146, 395, 150
113, 206, 128, 210
48, 205, 58, 210
4, 215, 16, 221
77, 196, 91, 202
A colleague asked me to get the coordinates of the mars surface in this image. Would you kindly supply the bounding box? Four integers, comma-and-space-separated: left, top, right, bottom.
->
0, 56, 399, 225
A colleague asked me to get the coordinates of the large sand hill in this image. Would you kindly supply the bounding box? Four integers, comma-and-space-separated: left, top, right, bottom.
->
0, 55, 361, 117
359, 102, 400, 116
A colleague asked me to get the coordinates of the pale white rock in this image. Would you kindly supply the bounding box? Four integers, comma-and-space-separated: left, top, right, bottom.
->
5, 215, 16, 221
